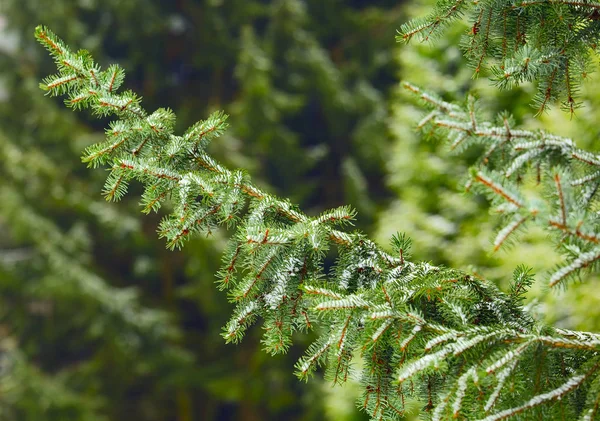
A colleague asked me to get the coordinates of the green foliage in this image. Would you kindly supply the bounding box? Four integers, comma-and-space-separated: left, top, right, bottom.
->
36, 24, 600, 421
0, 29, 195, 419
405, 82, 600, 289
398, 0, 600, 114
3, 2, 407, 418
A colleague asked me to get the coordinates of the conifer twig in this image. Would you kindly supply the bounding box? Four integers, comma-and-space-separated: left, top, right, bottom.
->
37, 26, 600, 421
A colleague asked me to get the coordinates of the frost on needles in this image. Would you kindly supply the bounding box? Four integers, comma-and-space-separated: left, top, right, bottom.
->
36, 25, 600, 420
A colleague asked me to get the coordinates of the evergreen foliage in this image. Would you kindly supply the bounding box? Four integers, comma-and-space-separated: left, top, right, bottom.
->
0, 29, 193, 421
404, 82, 600, 289
3, 2, 403, 419
398, 0, 600, 115
36, 21, 600, 421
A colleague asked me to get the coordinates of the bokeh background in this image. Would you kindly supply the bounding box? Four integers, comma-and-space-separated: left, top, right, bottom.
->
0, 1, 598, 420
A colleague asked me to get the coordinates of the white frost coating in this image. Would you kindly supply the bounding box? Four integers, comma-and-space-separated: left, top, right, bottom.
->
435, 119, 471, 132
264, 255, 301, 309
398, 269, 418, 286
484, 359, 519, 412
226, 301, 258, 335
339, 268, 352, 290
554, 328, 600, 344
420, 92, 449, 109
400, 325, 423, 350
264, 276, 286, 309
371, 319, 393, 342
399, 324, 422, 351
506, 149, 543, 177
299, 338, 332, 374
316, 295, 369, 311
494, 202, 520, 214
331, 231, 352, 244
441, 299, 469, 326
581, 408, 595, 421
99, 95, 128, 108
247, 200, 271, 225
308, 231, 321, 250
178, 175, 191, 213
63, 58, 85, 71
480, 371, 588, 421
472, 369, 479, 386
302, 286, 342, 300
417, 110, 437, 129
549, 249, 600, 287
432, 389, 452, 421
536, 335, 600, 350
397, 348, 451, 382
386, 266, 405, 281
453, 367, 477, 417
178, 175, 191, 187
425, 331, 460, 351
544, 135, 573, 148
450, 132, 467, 150
421, 262, 437, 274
573, 150, 600, 167
493, 216, 527, 250
485, 341, 531, 374
572, 170, 600, 186
513, 136, 573, 151
369, 310, 397, 320
452, 331, 505, 356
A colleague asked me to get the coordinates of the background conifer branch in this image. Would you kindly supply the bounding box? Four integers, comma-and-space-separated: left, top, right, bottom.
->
398, 0, 600, 114
405, 81, 600, 289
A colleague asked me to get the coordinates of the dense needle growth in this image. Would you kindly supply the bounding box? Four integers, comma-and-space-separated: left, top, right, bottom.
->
35, 4, 600, 419
398, 0, 600, 115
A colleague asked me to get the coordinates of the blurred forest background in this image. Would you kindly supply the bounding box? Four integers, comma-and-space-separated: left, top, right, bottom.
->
0, 0, 598, 420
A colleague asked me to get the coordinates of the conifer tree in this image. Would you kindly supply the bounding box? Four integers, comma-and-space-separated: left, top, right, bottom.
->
35, 2, 600, 419
2, 1, 402, 419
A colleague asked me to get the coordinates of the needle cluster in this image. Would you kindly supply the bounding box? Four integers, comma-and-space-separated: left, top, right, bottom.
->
36, 25, 600, 421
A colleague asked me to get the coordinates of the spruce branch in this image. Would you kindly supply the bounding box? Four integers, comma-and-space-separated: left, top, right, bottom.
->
37, 26, 600, 420
398, 0, 600, 113
406, 81, 600, 289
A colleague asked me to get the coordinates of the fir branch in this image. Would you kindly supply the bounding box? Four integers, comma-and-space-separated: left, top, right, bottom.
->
398, 0, 600, 112
37, 27, 600, 421
481, 361, 600, 421
554, 172, 567, 226
472, 171, 524, 208
398, 0, 467, 43
406, 82, 600, 289
493, 215, 529, 251
548, 249, 600, 288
